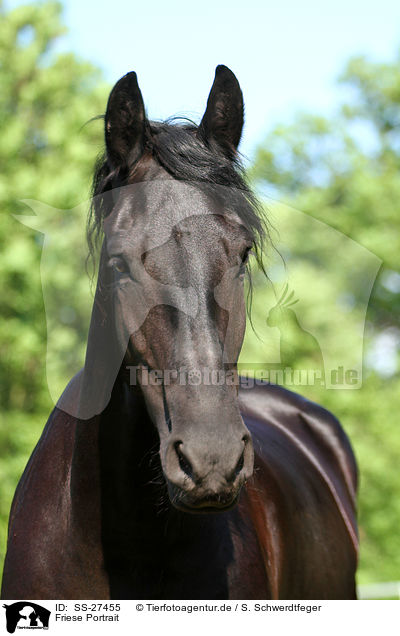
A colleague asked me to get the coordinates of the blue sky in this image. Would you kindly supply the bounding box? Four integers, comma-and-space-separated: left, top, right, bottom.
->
10, 0, 400, 160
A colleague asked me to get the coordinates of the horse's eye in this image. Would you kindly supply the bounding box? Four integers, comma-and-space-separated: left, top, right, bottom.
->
110, 257, 128, 274
236, 247, 253, 279
241, 247, 252, 264
239, 247, 253, 270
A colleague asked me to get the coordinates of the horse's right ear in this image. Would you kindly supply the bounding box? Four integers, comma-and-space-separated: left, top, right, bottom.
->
105, 71, 146, 169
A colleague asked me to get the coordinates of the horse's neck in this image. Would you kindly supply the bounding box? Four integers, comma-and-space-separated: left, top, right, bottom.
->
99, 377, 163, 503
70, 378, 160, 523
70, 377, 238, 596
100, 379, 179, 557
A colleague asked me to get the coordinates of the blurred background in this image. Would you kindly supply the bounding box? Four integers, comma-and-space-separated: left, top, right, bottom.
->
0, 0, 399, 596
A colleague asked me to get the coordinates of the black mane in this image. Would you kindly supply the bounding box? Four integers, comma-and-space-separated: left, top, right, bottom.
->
87, 119, 268, 269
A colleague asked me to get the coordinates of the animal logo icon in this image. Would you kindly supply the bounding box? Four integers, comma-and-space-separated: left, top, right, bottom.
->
3, 601, 50, 633
267, 283, 325, 377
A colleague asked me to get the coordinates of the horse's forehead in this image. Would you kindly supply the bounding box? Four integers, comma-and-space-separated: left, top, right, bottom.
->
103, 181, 225, 248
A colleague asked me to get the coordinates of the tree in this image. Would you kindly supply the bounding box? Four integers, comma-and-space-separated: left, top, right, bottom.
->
0, 1, 108, 572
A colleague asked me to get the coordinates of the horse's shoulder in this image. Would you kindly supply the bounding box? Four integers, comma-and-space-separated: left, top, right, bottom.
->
26, 369, 85, 476
239, 380, 339, 426
1, 404, 77, 597
6, 370, 84, 538
9, 407, 75, 517
239, 381, 357, 497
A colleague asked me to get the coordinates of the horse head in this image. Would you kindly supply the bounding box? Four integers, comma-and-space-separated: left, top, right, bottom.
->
69, 67, 266, 512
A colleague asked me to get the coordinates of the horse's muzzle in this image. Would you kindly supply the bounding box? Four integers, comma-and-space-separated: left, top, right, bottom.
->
162, 432, 254, 513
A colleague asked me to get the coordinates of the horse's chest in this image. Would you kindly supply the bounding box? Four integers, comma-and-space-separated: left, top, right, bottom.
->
105, 511, 269, 600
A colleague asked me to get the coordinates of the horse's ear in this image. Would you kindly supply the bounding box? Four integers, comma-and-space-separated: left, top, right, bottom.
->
198, 65, 244, 158
105, 71, 146, 169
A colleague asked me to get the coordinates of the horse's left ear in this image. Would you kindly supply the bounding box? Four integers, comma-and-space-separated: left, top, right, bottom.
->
198, 65, 244, 158
105, 71, 146, 169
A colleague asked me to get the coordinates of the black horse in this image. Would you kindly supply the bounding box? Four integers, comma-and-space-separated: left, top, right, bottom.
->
1, 66, 358, 599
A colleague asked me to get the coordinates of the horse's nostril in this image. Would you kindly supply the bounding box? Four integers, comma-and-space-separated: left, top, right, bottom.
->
229, 435, 250, 482
174, 442, 193, 480
235, 451, 244, 477
232, 449, 245, 479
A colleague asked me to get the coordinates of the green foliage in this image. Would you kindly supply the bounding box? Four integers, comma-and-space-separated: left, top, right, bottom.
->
247, 51, 400, 584
0, 1, 108, 410
0, 1, 108, 573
